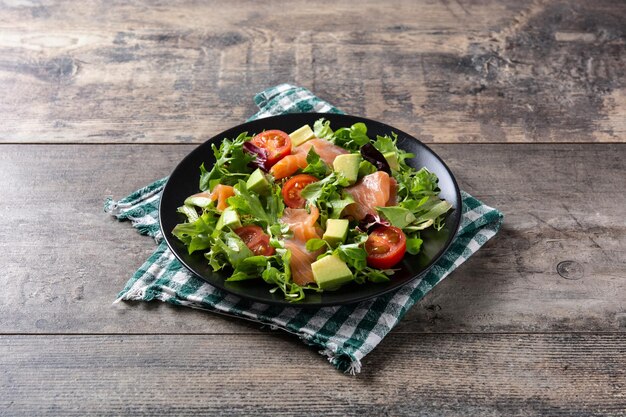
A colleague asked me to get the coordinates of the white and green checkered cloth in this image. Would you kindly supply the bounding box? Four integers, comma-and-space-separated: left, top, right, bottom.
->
105, 84, 503, 374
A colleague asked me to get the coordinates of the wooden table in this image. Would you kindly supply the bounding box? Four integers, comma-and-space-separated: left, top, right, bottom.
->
1, 0, 624, 415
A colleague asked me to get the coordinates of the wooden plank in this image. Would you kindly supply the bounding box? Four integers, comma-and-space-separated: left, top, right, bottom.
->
0, 333, 624, 416
0, 0, 624, 143
0, 143, 624, 334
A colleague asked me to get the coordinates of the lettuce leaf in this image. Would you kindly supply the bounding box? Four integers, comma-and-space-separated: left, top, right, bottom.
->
205, 230, 253, 271
172, 211, 218, 254
200, 132, 254, 191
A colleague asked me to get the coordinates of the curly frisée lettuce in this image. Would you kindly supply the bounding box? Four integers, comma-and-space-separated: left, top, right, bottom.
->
172, 119, 453, 301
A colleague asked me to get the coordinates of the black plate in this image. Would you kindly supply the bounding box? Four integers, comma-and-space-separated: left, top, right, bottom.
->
160, 113, 462, 307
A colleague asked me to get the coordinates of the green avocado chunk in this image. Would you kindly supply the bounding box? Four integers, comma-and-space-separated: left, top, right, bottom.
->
289, 124, 316, 147
383, 151, 400, 172
332, 153, 361, 184
311, 255, 354, 291
322, 219, 349, 247
216, 207, 242, 231
246, 168, 271, 195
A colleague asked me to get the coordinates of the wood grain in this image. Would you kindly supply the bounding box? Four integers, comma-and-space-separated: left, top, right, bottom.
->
0, 0, 624, 144
0, 333, 624, 416
0, 143, 623, 334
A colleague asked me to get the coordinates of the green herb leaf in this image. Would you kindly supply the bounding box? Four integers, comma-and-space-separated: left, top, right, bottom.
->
313, 118, 334, 140
406, 236, 423, 255
172, 212, 217, 254
376, 206, 417, 229
363, 267, 391, 283
226, 256, 271, 281
205, 230, 254, 269
373, 133, 414, 170
334, 242, 368, 271
358, 160, 377, 178
331, 122, 371, 151
413, 200, 453, 224
329, 193, 354, 219
227, 180, 273, 227
176, 205, 199, 223
302, 147, 330, 178
305, 238, 329, 252
199, 133, 254, 191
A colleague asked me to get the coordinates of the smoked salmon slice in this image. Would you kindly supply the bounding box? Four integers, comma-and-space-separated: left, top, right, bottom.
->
280, 205, 323, 285
269, 153, 308, 179
343, 171, 395, 220
388, 177, 399, 206
295, 139, 348, 166
205, 184, 235, 211
284, 239, 320, 285
280, 206, 322, 242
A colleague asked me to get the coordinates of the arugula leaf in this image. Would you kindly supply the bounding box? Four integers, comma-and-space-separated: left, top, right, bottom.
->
200, 132, 254, 191
199, 162, 219, 192
172, 212, 217, 254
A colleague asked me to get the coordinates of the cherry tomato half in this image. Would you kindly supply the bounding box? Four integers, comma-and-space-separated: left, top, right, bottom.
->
251, 130, 292, 168
234, 225, 275, 256
282, 174, 318, 208
365, 226, 407, 269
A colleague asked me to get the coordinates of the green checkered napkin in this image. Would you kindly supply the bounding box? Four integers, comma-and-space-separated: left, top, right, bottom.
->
105, 84, 503, 374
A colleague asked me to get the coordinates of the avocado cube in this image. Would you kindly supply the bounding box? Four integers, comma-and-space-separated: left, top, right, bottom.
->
383, 151, 400, 172
289, 124, 316, 147
322, 219, 349, 247
312, 255, 354, 291
216, 207, 242, 231
333, 154, 361, 184
246, 168, 271, 195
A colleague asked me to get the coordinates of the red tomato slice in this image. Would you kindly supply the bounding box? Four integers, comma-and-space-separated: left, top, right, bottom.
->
282, 174, 318, 208
251, 130, 292, 168
365, 226, 407, 269
234, 225, 275, 256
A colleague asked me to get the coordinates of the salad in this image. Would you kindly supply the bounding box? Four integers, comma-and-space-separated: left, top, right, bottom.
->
172, 119, 452, 301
